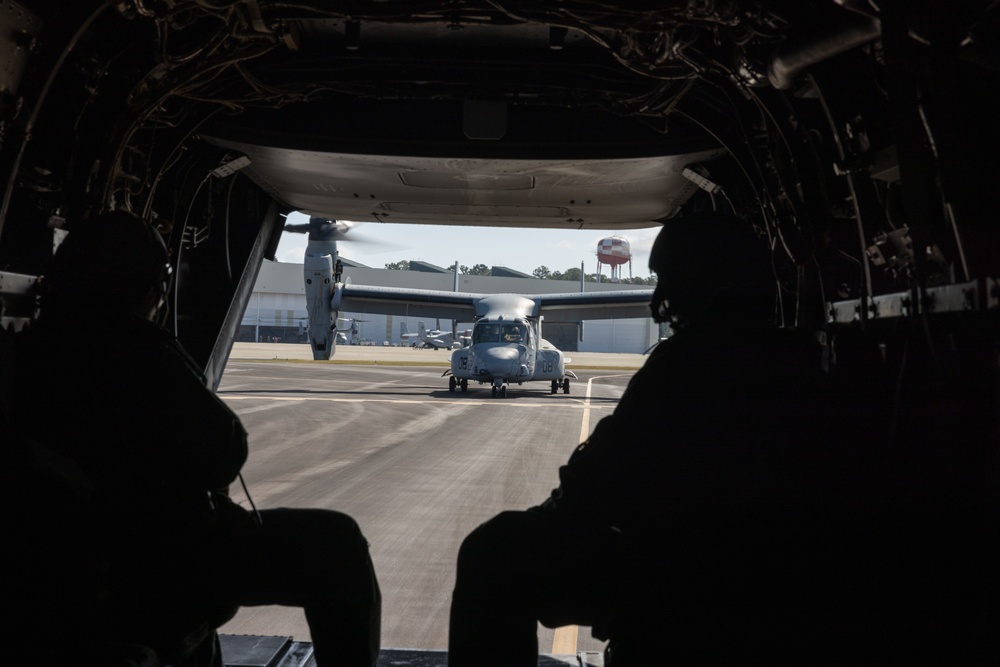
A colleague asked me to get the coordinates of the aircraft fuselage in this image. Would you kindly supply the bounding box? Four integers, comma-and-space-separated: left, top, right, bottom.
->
449, 317, 571, 397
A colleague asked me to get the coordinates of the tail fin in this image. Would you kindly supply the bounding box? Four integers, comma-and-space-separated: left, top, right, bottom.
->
418, 322, 427, 337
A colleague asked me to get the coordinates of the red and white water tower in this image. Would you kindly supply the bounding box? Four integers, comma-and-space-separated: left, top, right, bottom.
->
596, 236, 632, 282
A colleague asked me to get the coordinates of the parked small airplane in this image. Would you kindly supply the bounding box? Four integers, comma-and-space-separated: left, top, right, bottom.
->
331, 284, 653, 397
401, 320, 471, 349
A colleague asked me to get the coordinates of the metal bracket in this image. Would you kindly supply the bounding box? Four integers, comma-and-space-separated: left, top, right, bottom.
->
0, 270, 38, 329
827, 278, 998, 325
865, 226, 914, 278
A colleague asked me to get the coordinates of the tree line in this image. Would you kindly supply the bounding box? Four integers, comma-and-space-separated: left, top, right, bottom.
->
384, 260, 655, 285
530, 265, 656, 285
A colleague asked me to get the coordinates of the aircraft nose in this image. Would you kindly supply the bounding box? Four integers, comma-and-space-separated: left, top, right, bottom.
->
481, 346, 520, 376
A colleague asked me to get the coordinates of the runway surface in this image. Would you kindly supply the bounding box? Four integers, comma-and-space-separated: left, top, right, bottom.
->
216, 349, 642, 655
229, 341, 649, 369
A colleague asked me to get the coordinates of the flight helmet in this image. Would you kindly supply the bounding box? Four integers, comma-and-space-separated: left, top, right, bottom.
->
648, 212, 773, 328
42, 210, 172, 319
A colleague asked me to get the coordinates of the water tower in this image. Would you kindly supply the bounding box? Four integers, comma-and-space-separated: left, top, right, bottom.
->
596, 236, 632, 282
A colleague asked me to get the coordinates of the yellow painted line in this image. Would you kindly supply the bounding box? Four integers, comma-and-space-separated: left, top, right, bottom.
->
577, 374, 596, 442
552, 373, 634, 656
550, 379, 598, 655
551, 624, 579, 655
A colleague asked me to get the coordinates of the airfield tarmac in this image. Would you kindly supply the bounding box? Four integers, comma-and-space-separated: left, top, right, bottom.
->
217, 344, 646, 660
229, 341, 648, 370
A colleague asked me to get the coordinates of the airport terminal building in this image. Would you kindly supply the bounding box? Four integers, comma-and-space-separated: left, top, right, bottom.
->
240, 259, 662, 353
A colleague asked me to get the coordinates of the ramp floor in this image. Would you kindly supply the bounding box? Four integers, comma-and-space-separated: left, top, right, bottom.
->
219, 634, 605, 667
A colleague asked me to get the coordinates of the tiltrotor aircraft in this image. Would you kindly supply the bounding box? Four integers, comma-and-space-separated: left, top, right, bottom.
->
339, 285, 651, 397
293, 217, 652, 396
400, 320, 470, 350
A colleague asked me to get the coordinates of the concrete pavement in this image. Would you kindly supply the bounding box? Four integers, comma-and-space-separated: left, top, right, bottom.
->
229, 342, 648, 370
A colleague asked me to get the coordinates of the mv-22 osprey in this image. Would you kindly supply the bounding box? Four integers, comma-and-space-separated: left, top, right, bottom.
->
291, 218, 653, 397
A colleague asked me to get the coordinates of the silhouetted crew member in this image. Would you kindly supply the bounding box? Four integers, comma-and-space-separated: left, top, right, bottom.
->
13, 211, 380, 666
448, 213, 834, 665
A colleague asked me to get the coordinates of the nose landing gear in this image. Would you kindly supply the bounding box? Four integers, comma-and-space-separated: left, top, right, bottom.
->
551, 378, 571, 394
491, 380, 507, 398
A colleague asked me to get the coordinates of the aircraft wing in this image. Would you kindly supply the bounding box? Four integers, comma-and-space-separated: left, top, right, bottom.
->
332, 284, 480, 322
332, 284, 653, 323
534, 290, 654, 322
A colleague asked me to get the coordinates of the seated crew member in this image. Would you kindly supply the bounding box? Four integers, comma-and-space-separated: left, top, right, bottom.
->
12, 211, 380, 666
447, 213, 835, 665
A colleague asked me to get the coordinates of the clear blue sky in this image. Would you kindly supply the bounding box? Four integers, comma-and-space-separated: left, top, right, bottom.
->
275, 211, 661, 279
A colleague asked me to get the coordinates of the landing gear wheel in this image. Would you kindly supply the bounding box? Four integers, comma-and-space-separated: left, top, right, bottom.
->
551, 380, 558, 394
492, 386, 497, 398
461, 379, 468, 392
563, 379, 570, 394
500, 385, 507, 398
449, 376, 457, 392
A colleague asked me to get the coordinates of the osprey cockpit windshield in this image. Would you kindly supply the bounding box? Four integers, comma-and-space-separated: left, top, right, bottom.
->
473, 321, 530, 346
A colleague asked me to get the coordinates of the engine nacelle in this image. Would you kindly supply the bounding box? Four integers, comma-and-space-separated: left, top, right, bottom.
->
532, 348, 565, 380
304, 253, 337, 360
450, 348, 473, 379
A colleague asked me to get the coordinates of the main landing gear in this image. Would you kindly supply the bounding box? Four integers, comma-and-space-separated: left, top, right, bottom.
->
551, 378, 570, 394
